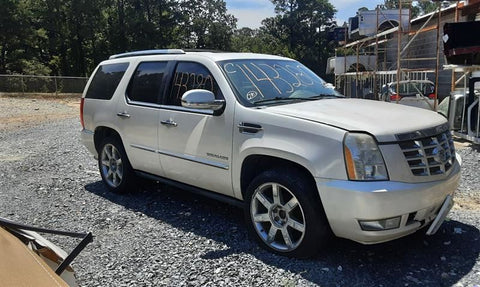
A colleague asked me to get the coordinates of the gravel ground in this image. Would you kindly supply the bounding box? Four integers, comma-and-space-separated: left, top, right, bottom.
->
0, 96, 479, 286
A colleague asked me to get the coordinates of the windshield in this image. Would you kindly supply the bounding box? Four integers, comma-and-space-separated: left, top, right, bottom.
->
391, 82, 434, 95
219, 59, 343, 106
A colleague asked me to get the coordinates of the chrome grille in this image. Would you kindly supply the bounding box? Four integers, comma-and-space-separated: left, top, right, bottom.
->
399, 131, 455, 176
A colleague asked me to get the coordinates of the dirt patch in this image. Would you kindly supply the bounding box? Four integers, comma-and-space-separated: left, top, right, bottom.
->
0, 94, 80, 131
453, 194, 480, 211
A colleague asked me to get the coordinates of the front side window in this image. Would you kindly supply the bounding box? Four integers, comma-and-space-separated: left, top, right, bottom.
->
166, 62, 221, 106
86, 63, 129, 100
127, 62, 167, 104
219, 59, 342, 106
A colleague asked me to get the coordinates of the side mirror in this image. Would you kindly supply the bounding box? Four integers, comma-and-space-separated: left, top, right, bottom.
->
181, 89, 225, 115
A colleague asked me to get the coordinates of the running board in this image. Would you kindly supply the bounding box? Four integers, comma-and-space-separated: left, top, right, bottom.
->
135, 171, 243, 208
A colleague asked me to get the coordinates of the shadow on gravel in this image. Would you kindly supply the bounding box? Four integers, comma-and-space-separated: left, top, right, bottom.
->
85, 181, 480, 287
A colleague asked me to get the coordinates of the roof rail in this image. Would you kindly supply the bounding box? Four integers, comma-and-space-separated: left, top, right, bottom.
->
183, 49, 224, 53
109, 49, 185, 59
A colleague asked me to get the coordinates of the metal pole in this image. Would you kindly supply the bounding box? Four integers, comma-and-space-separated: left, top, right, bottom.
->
344, 26, 347, 96
54, 76, 58, 96
396, 0, 402, 104
434, 1, 441, 111
356, 43, 359, 98
21, 75, 25, 95
374, 7, 379, 100
451, 1, 459, 92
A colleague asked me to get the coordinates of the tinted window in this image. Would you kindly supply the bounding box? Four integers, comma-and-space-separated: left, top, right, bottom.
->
166, 62, 221, 106
127, 62, 167, 104
85, 63, 129, 100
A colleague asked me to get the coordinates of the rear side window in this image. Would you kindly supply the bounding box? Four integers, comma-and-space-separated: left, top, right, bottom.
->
85, 63, 129, 100
166, 62, 221, 106
127, 62, 167, 104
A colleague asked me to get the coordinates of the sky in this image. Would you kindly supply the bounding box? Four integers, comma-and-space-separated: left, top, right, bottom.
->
225, 0, 385, 29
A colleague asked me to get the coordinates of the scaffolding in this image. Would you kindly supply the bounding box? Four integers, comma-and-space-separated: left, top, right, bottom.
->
333, 1, 447, 110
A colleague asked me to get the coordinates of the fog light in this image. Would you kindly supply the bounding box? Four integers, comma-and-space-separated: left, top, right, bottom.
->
359, 216, 401, 231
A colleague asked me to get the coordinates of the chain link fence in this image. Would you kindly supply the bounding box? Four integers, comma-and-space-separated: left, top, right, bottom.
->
0, 74, 88, 95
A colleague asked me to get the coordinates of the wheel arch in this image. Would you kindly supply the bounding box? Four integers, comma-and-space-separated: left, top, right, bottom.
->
240, 154, 318, 200
94, 126, 123, 153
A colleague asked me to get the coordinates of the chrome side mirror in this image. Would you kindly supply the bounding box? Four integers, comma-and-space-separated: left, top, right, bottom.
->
181, 89, 225, 115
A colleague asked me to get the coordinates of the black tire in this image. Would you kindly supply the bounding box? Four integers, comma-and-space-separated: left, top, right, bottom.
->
98, 136, 136, 193
244, 168, 331, 258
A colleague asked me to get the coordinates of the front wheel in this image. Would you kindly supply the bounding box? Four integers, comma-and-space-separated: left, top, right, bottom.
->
244, 169, 331, 258
98, 137, 135, 193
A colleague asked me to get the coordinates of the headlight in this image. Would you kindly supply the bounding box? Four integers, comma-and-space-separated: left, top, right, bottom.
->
343, 132, 389, 181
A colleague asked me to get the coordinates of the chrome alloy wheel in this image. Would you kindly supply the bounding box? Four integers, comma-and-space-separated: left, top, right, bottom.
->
100, 144, 123, 188
250, 182, 306, 252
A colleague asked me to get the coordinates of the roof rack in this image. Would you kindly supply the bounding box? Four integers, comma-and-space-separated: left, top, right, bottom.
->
109, 49, 185, 59
182, 49, 225, 53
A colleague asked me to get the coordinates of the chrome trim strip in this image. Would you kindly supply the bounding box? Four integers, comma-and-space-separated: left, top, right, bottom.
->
157, 105, 214, 115
126, 100, 163, 109
157, 149, 229, 170
125, 100, 213, 116
131, 144, 229, 170
131, 144, 157, 153
395, 123, 449, 141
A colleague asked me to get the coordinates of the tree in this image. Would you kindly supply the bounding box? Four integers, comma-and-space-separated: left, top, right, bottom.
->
382, 0, 439, 19
261, 0, 337, 76
231, 27, 294, 57
0, 0, 50, 75
175, 0, 236, 50
414, 1, 438, 17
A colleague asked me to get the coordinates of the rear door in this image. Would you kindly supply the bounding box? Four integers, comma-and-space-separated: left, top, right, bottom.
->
115, 61, 168, 176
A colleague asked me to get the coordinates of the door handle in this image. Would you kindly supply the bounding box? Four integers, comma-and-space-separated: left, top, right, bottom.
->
116, 112, 131, 118
161, 119, 178, 127
238, 122, 262, 134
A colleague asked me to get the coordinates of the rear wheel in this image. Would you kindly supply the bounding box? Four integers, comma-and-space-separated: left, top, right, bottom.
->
98, 137, 135, 193
244, 169, 330, 258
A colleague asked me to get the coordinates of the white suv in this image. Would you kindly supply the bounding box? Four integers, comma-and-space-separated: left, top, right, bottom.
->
81, 50, 460, 258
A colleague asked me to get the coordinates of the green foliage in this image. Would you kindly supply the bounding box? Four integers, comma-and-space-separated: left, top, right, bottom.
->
413, 1, 439, 18
261, 0, 337, 77
335, 47, 355, 56
1, 0, 236, 76
230, 28, 294, 57
382, 0, 439, 18
2, 0, 340, 78
176, 0, 237, 50
0, 0, 51, 75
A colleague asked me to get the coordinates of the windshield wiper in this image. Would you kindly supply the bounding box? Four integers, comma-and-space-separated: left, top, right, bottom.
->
252, 97, 312, 105
253, 94, 342, 106
308, 94, 343, 99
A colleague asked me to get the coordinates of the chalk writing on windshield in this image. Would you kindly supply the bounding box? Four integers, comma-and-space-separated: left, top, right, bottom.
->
223, 62, 318, 101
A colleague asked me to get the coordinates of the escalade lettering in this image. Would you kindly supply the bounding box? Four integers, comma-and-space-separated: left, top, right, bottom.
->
206, 153, 229, 161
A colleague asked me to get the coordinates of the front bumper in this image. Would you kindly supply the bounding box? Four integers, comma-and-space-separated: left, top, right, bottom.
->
316, 160, 461, 244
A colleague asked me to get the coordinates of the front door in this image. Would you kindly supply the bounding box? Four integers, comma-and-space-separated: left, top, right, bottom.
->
157, 61, 234, 196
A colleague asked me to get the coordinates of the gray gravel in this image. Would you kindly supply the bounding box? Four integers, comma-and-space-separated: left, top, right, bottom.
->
1, 115, 480, 286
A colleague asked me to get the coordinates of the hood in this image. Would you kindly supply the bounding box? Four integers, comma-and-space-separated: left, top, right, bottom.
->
265, 98, 447, 142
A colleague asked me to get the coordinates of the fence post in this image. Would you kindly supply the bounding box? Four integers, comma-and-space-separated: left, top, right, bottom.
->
21, 76, 25, 95
54, 77, 58, 96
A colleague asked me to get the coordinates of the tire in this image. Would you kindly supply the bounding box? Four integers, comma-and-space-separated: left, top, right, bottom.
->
98, 136, 136, 193
244, 168, 331, 258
